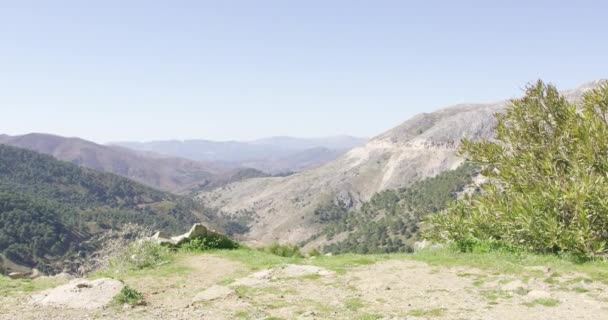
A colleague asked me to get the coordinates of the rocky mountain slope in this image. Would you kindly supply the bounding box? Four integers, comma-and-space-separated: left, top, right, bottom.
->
199, 80, 606, 245
112, 136, 366, 174
0, 133, 222, 193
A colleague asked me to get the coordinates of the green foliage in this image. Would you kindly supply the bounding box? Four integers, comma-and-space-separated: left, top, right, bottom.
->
113, 285, 145, 306
259, 243, 303, 258
108, 240, 173, 272
180, 234, 239, 251
0, 144, 212, 270
426, 80, 608, 258
319, 163, 476, 254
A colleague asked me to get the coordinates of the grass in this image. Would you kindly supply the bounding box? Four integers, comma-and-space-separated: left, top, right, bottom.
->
0, 275, 67, 297
213, 247, 386, 274
112, 285, 145, 306
344, 297, 365, 311
409, 248, 608, 283
91, 252, 191, 280
523, 298, 560, 307
408, 307, 447, 317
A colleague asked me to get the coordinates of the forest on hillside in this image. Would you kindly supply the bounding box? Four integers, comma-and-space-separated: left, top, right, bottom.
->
0, 144, 214, 272
313, 162, 478, 254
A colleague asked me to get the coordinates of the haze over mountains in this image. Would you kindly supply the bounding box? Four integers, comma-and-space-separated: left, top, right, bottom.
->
198, 80, 607, 245
112, 136, 366, 174
0, 133, 366, 194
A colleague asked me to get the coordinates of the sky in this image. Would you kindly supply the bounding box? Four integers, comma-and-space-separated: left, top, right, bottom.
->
1, 1, 607, 143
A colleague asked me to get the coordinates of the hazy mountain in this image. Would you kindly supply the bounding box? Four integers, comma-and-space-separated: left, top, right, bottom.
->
0, 133, 221, 193
198, 80, 607, 245
112, 136, 366, 174
249, 136, 367, 150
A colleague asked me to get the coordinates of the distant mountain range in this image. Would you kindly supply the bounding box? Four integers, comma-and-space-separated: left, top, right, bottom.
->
111, 136, 367, 173
0, 133, 221, 193
0, 134, 366, 193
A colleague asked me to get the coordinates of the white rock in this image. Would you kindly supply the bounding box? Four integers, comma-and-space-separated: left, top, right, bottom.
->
526, 290, 552, 300
192, 285, 235, 302
30, 278, 124, 309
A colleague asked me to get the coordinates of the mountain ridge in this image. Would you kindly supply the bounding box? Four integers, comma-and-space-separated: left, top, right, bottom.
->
198, 80, 606, 245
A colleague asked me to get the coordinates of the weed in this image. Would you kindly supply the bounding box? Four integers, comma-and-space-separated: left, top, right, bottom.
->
408, 308, 447, 317
523, 298, 560, 307
113, 285, 145, 306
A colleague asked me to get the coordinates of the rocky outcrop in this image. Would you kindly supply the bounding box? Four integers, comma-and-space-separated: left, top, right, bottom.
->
151, 223, 222, 246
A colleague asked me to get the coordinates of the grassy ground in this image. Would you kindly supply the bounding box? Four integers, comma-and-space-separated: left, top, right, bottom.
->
2, 246, 608, 319
0, 275, 66, 297
211, 246, 608, 282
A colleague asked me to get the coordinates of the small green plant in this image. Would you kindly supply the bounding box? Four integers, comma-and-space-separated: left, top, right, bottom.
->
523, 298, 560, 307
180, 234, 239, 251
259, 243, 303, 258
344, 297, 365, 311
408, 308, 447, 317
113, 285, 145, 306
307, 248, 322, 257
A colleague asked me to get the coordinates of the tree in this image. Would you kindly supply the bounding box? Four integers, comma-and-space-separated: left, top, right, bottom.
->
426, 80, 608, 258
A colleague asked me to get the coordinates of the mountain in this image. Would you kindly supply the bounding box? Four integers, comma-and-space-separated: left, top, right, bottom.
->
0, 133, 222, 193
198, 80, 606, 245
112, 136, 367, 174
0, 144, 218, 273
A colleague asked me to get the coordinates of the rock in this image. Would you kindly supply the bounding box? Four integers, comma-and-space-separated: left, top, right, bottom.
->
334, 190, 353, 209
192, 285, 235, 302
525, 266, 552, 274
526, 290, 552, 300
151, 223, 220, 246
28, 268, 42, 279
501, 280, 527, 292
231, 264, 333, 286
414, 240, 444, 251
152, 231, 171, 239
414, 239, 430, 251
30, 278, 124, 309
8, 272, 28, 279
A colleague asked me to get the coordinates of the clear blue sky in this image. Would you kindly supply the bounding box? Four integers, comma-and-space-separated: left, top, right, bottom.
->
1, 1, 606, 143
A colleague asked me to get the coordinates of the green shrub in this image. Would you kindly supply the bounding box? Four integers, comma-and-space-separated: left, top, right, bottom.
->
180, 234, 239, 251
108, 240, 173, 272
425, 80, 608, 259
113, 285, 145, 306
259, 243, 303, 258
307, 248, 322, 257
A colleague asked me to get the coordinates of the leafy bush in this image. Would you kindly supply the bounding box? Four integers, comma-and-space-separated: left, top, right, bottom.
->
180, 234, 239, 251
426, 80, 608, 258
113, 285, 145, 306
259, 243, 303, 258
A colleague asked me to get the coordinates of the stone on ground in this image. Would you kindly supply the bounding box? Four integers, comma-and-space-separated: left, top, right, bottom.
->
30, 278, 124, 309
192, 285, 235, 303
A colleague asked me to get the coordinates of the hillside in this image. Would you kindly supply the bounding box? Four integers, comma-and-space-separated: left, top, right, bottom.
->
198, 80, 606, 245
112, 136, 366, 174
0, 144, 217, 273
0, 133, 221, 193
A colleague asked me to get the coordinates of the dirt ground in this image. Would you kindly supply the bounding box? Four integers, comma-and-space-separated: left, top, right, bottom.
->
1, 254, 607, 320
